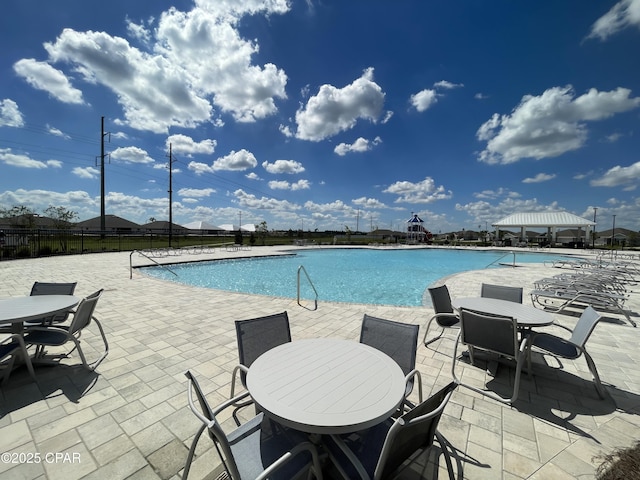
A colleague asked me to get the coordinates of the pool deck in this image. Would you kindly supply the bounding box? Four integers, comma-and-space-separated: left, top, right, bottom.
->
1, 245, 639, 479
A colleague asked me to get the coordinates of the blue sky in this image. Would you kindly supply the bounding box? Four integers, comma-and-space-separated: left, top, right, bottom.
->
1, 0, 640, 233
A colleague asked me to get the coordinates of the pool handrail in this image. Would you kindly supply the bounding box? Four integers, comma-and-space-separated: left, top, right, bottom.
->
130, 250, 178, 279
297, 265, 318, 311
486, 251, 516, 268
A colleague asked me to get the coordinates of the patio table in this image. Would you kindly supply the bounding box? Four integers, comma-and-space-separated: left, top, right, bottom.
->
0, 295, 79, 376
0, 295, 80, 330
451, 297, 554, 328
246, 338, 406, 435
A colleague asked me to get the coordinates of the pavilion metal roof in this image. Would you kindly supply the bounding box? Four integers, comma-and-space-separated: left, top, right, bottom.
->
492, 211, 596, 228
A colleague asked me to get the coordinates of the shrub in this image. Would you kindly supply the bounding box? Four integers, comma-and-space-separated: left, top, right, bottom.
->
596, 441, 640, 479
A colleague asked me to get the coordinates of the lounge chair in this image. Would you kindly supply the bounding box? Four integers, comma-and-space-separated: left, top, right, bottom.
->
530, 288, 635, 327
452, 308, 529, 404
183, 370, 323, 480
527, 306, 607, 398
325, 381, 457, 480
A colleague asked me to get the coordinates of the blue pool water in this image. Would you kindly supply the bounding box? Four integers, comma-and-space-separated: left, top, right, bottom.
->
141, 248, 562, 307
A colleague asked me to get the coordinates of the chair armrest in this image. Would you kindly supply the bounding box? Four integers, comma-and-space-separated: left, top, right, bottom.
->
187, 381, 252, 426
256, 441, 324, 480
230, 364, 249, 398
404, 369, 423, 404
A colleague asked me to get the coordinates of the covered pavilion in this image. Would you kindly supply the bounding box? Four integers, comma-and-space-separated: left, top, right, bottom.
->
492, 211, 596, 246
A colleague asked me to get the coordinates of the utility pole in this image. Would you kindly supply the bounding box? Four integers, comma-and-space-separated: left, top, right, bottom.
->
168, 143, 173, 247
356, 209, 360, 233
611, 214, 616, 252
592, 207, 597, 249
99, 116, 110, 235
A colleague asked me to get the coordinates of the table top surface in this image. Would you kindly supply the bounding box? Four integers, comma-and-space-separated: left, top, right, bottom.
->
452, 297, 554, 327
246, 338, 406, 434
0, 295, 79, 324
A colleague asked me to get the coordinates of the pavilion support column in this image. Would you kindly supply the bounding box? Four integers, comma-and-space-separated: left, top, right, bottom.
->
520, 226, 526, 242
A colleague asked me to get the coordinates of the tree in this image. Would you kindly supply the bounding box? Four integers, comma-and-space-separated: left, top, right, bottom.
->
256, 221, 268, 246
1, 205, 37, 229
44, 205, 78, 230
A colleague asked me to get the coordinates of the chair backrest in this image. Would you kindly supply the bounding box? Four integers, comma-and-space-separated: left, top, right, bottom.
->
68, 290, 103, 335
480, 283, 523, 303
429, 285, 454, 314
30, 282, 78, 323
235, 312, 291, 383
459, 308, 518, 358
376, 382, 457, 479
184, 370, 240, 479
569, 306, 602, 348
360, 314, 419, 377
30, 282, 77, 296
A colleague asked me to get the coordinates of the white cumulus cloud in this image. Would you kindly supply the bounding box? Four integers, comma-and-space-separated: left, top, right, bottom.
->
262, 159, 305, 174
334, 136, 382, 156
476, 85, 640, 164
383, 177, 453, 204
0, 99, 25, 127
294, 67, 385, 141
587, 0, 640, 40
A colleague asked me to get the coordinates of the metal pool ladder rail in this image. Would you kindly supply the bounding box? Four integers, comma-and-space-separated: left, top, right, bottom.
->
130, 250, 178, 279
486, 251, 517, 268
297, 265, 318, 310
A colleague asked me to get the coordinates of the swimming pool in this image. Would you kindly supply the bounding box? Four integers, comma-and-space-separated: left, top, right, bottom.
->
141, 248, 565, 307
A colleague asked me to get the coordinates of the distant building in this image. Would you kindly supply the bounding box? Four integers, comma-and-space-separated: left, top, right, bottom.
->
76, 215, 141, 232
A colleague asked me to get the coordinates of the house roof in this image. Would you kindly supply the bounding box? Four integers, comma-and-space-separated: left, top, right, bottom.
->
493, 211, 595, 228
182, 220, 223, 230
76, 215, 141, 229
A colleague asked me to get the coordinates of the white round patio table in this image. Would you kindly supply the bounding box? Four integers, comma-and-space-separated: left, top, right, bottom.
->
451, 297, 554, 327
246, 338, 406, 434
0, 295, 79, 326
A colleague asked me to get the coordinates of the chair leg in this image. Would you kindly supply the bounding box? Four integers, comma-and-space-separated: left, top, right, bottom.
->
183, 424, 206, 480
583, 351, 607, 399
1, 355, 16, 386
435, 431, 456, 480
423, 318, 444, 346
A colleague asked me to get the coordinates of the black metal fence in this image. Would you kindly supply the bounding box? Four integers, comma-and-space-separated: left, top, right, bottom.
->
0, 229, 234, 261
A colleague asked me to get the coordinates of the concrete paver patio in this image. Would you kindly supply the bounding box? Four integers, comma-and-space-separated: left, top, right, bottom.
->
0, 246, 639, 479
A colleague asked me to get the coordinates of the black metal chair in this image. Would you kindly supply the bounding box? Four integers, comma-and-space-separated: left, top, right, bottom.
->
360, 314, 422, 408
183, 370, 323, 480
452, 308, 528, 404
325, 381, 457, 480
528, 306, 606, 399
230, 312, 292, 421
23, 289, 108, 371
480, 283, 523, 303
423, 285, 460, 347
